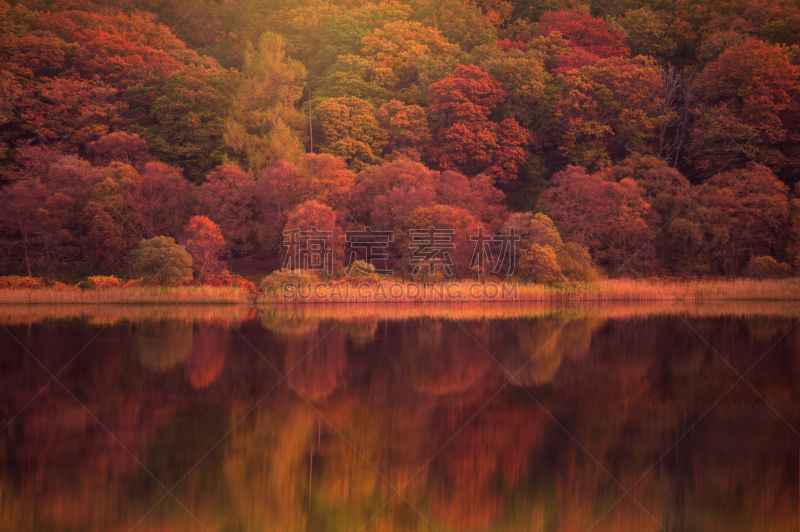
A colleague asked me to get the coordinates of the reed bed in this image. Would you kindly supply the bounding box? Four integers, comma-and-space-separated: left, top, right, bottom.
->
259, 278, 800, 302
0, 285, 253, 304
0, 278, 799, 306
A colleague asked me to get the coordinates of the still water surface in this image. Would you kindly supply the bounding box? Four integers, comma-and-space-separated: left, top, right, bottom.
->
1, 303, 799, 531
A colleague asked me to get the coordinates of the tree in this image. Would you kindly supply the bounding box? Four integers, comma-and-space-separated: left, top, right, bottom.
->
197, 164, 260, 257
376, 100, 431, 161
131, 162, 194, 239
130, 236, 193, 285
694, 164, 790, 276
0, 182, 74, 277
518, 243, 562, 283
503, 211, 598, 281
86, 132, 151, 169
613, 153, 697, 273
537, 11, 630, 58
361, 20, 463, 102
616, 8, 676, 59
553, 56, 666, 169
312, 97, 386, 170
427, 65, 531, 182
403, 204, 482, 278
315, 2, 412, 71
435, 171, 506, 230
312, 54, 394, 107
690, 39, 800, 177
467, 43, 553, 130
350, 158, 439, 242
283, 200, 345, 273
420, 0, 498, 52
296, 153, 356, 214
182, 216, 226, 279
4, 75, 124, 153
224, 33, 307, 174
539, 165, 659, 274
133, 65, 232, 183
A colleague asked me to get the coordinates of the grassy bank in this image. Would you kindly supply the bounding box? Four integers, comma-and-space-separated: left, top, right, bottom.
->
0, 278, 800, 304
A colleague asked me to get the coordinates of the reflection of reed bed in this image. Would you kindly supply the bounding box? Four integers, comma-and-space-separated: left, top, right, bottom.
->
1, 279, 800, 304
0, 304, 257, 326
259, 300, 800, 322
2, 300, 800, 325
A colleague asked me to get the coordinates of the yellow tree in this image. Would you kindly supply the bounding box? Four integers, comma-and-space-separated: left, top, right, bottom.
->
225, 32, 307, 174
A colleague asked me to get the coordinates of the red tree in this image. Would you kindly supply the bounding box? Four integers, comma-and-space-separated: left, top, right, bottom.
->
283, 200, 345, 274
131, 162, 194, 239
183, 216, 227, 279
427, 65, 531, 183
538, 11, 630, 58
197, 164, 260, 257
539, 165, 659, 274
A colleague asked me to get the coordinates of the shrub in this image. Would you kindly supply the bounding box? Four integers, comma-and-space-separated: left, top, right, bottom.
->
203, 271, 257, 292
0, 276, 47, 289
88, 276, 123, 289
50, 281, 72, 291
558, 243, 601, 282
260, 269, 318, 294
518, 244, 563, 284
743, 256, 791, 279
130, 236, 193, 286
122, 278, 144, 288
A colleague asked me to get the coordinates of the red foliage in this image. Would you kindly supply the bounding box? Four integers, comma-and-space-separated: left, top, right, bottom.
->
87, 275, 122, 289
197, 164, 260, 256
539, 165, 659, 274
132, 162, 194, 239
427, 65, 531, 183
538, 11, 630, 58
284, 200, 346, 273
86, 132, 151, 169
182, 215, 226, 279
496, 38, 526, 52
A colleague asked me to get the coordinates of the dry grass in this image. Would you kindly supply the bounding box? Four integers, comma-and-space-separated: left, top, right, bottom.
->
0, 285, 253, 304
259, 278, 800, 302
0, 278, 799, 305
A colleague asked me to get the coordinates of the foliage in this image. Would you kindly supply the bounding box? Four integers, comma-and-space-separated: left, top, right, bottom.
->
224, 32, 307, 174
3, 0, 800, 282
427, 65, 532, 182
539, 165, 658, 275
87, 275, 122, 289
742, 256, 791, 279
518, 243, 562, 283
130, 236, 193, 286
553, 56, 666, 169
182, 216, 226, 279
260, 268, 319, 293
312, 96, 386, 170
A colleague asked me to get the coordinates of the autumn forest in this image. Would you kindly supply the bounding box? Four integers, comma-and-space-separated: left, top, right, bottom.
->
2, 0, 800, 284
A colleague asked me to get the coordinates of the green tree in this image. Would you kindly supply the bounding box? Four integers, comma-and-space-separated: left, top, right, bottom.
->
224, 32, 307, 174
133, 65, 232, 183
130, 236, 193, 285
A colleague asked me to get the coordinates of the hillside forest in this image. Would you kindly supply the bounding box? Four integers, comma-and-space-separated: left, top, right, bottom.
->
2, 0, 800, 282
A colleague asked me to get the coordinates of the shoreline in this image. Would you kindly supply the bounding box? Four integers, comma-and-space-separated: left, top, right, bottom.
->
0, 278, 799, 304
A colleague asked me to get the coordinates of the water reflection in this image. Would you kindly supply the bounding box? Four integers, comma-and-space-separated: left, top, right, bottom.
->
0, 303, 799, 531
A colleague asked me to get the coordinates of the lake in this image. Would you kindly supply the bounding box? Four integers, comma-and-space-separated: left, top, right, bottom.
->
1, 302, 799, 531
